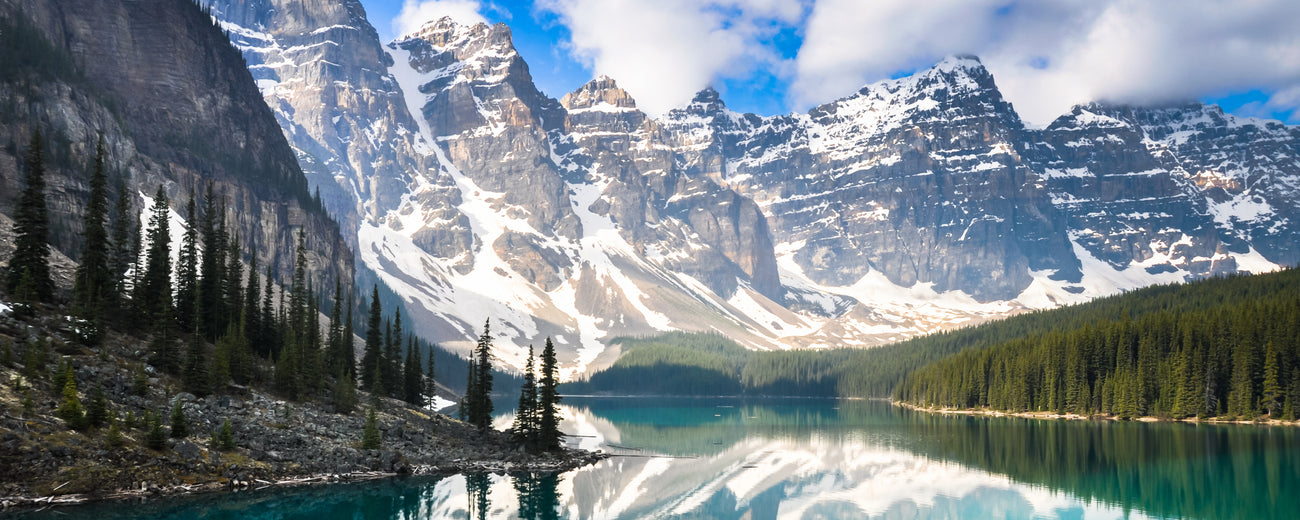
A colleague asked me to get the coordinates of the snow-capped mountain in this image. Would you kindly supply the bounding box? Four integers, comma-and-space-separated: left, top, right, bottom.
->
208, 1, 1299, 376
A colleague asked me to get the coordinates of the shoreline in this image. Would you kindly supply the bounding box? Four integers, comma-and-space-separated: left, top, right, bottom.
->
895, 401, 1300, 426
0, 448, 607, 511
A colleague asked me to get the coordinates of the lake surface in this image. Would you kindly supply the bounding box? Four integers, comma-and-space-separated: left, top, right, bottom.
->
12, 397, 1298, 519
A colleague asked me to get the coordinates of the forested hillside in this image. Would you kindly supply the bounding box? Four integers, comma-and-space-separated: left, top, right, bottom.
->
897, 269, 1300, 420
572, 268, 1300, 416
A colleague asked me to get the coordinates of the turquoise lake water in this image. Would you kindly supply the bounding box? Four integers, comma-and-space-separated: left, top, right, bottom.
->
11, 397, 1297, 519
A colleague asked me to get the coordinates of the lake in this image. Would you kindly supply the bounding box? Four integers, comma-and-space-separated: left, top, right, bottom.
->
11, 397, 1297, 519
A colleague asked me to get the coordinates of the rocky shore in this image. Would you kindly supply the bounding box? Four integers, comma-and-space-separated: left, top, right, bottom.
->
896, 401, 1300, 426
0, 306, 605, 511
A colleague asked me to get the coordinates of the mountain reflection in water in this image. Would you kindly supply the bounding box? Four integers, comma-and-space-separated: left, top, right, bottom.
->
13, 397, 1296, 519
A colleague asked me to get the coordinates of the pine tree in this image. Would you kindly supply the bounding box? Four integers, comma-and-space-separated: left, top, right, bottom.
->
7, 130, 53, 302
512, 345, 538, 448
1285, 369, 1300, 422
301, 280, 322, 393
424, 346, 437, 408
183, 331, 210, 396
57, 366, 87, 430
1261, 342, 1283, 418
170, 401, 189, 438
243, 254, 261, 356
466, 320, 495, 431
198, 183, 226, 339
361, 407, 381, 449
289, 232, 307, 342
361, 286, 382, 391
149, 323, 180, 374
109, 178, 134, 306
404, 336, 422, 406
326, 279, 344, 377
342, 288, 355, 381
132, 365, 149, 396
145, 411, 167, 450
72, 134, 114, 321
137, 185, 173, 324
538, 336, 561, 451
333, 369, 358, 414
460, 358, 475, 423
175, 190, 199, 332
224, 234, 243, 328
212, 322, 234, 389
275, 337, 301, 400
1228, 342, 1256, 419
104, 416, 124, 448
261, 267, 277, 359
86, 384, 109, 428
214, 418, 235, 451
384, 315, 402, 399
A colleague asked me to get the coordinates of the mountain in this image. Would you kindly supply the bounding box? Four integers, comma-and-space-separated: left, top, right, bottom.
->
208, 1, 1299, 376
0, 0, 351, 292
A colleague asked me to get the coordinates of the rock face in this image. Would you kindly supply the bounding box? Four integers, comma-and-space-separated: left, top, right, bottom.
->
209, 0, 1300, 375
208, 0, 438, 244
666, 57, 1076, 301
0, 0, 352, 293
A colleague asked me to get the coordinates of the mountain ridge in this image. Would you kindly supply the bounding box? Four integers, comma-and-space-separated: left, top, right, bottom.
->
207, 4, 1298, 376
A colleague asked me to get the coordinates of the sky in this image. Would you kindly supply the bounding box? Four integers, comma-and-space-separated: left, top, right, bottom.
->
362, 0, 1300, 127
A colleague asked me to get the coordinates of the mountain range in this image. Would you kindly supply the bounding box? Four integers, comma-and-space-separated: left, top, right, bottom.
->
202, 0, 1300, 376
59, 0, 1296, 377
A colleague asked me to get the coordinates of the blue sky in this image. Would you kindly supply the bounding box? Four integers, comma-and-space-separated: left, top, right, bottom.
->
362, 0, 1300, 126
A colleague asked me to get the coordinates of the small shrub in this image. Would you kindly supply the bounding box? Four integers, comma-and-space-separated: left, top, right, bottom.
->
169, 401, 188, 439
104, 416, 124, 448
209, 419, 235, 451
145, 412, 167, 450
57, 366, 87, 430
361, 408, 381, 450
86, 385, 109, 428
132, 366, 149, 397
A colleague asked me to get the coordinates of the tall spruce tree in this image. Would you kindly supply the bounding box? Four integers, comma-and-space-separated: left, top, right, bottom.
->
466, 320, 495, 430
303, 281, 322, 392
385, 312, 403, 399
72, 134, 114, 320
137, 186, 173, 324
197, 184, 227, 339
424, 345, 437, 408
360, 286, 383, 391
261, 267, 277, 359
326, 279, 344, 377
537, 336, 561, 451
183, 330, 209, 396
224, 235, 243, 330
7, 130, 53, 302
1262, 342, 1284, 417
404, 336, 422, 405
460, 357, 476, 422
175, 190, 199, 332
109, 177, 134, 305
342, 287, 355, 382
244, 254, 261, 353
512, 345, 538, 448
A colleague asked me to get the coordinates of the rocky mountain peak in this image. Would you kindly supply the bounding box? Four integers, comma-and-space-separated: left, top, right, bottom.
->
402, 16, 500, 49
560, 75, 638, 111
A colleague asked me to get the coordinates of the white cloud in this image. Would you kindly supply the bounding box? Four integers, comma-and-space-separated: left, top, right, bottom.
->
393, 0, 489, 38
537, 0, 805, 117
794, 0, 1300, 126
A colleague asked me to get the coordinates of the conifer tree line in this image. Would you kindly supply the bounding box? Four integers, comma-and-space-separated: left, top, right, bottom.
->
3, 129, 446, 412
356, 285, 442, 408
896, 276, 1300, 421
